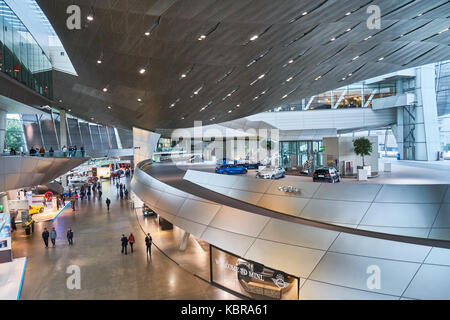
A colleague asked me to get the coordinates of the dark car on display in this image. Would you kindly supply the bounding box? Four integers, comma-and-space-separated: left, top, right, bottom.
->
215, 164, 248, 175
239, 162, 261, 169
312, 167, 341, 183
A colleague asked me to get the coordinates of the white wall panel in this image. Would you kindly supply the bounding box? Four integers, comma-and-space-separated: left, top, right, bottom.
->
329, 233, 431, 262
177, 199, 221, 225
300, 280, 399, 300
360, 203, 440, 227
375, 185, 447, 203
244, 239, 325, 279
209, 207, 270, 237
301, 199, 370, 225
403, 264, 450, 300
257, 194, 308, 216
259, 219, 338, 250
309, 252, 420, 296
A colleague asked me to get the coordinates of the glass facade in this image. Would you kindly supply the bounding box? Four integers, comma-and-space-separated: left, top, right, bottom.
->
0, 1, 52, 99
280, 141, 323, 172
270, 82, 397, 112
436, 61, 450, 117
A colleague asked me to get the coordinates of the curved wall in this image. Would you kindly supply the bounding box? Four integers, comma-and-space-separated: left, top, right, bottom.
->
184, 170, 450, 241
132, 165, 450, 300
0, 156, 87, 192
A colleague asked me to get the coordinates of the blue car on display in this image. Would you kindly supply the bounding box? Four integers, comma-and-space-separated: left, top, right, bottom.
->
215, 164, 248, 175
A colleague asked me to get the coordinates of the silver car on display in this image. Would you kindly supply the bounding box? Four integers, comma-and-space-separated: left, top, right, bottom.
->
256, 166, 285, 179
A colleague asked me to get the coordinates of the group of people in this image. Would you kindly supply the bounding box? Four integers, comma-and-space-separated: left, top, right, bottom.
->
79, 182, 102, 200
29, 146, 54, 157
42, 227, 74, 247
61, 145, 85, 157
116, 182, 129, 199
120, 233, 152, 256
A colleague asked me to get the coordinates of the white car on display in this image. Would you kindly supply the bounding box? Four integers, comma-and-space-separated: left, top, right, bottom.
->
69, 179, 88, 189
256, 166, 285, 179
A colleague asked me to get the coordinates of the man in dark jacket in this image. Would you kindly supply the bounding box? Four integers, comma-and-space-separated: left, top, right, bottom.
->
67, 228, 74, 245
42, 228, 50, 248
121, 234, 128, 255
145, 233, 152, 257
106, 198, 111, 211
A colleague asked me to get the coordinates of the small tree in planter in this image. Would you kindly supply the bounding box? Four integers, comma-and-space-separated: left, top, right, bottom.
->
353, 137, 373, 167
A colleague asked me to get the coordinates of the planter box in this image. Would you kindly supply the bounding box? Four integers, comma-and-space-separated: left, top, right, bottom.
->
358, 169, 368, 181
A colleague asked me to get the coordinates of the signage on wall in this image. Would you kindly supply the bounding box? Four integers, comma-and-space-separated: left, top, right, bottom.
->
210, 245, 299, 300
0, 213, 11, 251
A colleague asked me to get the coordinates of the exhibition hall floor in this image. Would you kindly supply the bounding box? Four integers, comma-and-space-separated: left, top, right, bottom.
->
10, 178, 237, 300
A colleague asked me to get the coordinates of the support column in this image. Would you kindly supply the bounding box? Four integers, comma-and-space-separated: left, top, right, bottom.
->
179, 231, 190, 251
60, 110, 67, 149
0, 109, 6, 151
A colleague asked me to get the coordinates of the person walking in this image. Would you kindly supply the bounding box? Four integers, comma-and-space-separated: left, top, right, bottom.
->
128, 233, 135, 253
121, 234, 128, 255
71, 197, 76, 211
42, 228, 50, 248
98, 190, 102, 199
124, 189, 129, 200
119, 189, 124, 199
106, 198, 111, 211
50, 227, 57, 247
67, 228, 74, 245
56, 195, 60, 210
145, 233, 152, 257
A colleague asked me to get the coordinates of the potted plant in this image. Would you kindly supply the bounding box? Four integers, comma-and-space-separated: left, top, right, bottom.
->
353, 137, 373, 179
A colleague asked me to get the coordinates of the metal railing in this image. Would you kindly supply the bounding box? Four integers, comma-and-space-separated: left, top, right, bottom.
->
1, 150, 88, 158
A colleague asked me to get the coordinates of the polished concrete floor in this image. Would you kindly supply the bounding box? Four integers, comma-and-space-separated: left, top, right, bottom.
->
11, 178, 238, 300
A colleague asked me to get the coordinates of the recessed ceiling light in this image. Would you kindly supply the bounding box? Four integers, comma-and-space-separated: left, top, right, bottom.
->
103, 88, 108, 92
258, 74, 265, 79
59, 99, 62, 102
345, 12, 351, 16
228, 110, 232, 113
364, 36, 372, 40
91, 117, 94, 120
282, 94, 288, 99
144, 31, 150, 36
288, 59, 294, 64
250, 35, 259, 41
137, 98, 142, 102
439, 28, 449, 34
348, 73, 352, 76
236, 104, 240, 107
107, 106, 112, 109
302, 11, 308, 15
97, 60, 102, 64
346, 28, 351, 32
417, 13, 422, 17
198, 35, 206, 40
181, 116, 185, 120
352, 55, 359, 61
68, 109, 71, 112
400, 34, 404, 37
378, 57, 384, 61
286, 77, 293, 82
87, 14, 94, 21
139, 68, 146, 74
342, 77, 346, 81
181, 74, 186, 78
170, 103, 175, 107
330, 37, 336, 41
315, 75, 321, 81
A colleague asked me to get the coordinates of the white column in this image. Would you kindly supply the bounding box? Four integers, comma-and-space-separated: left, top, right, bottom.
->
414, 64, 441, 160
60, 110, 67, 149
179, 231, 190, 251
0, 109, 6, 152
